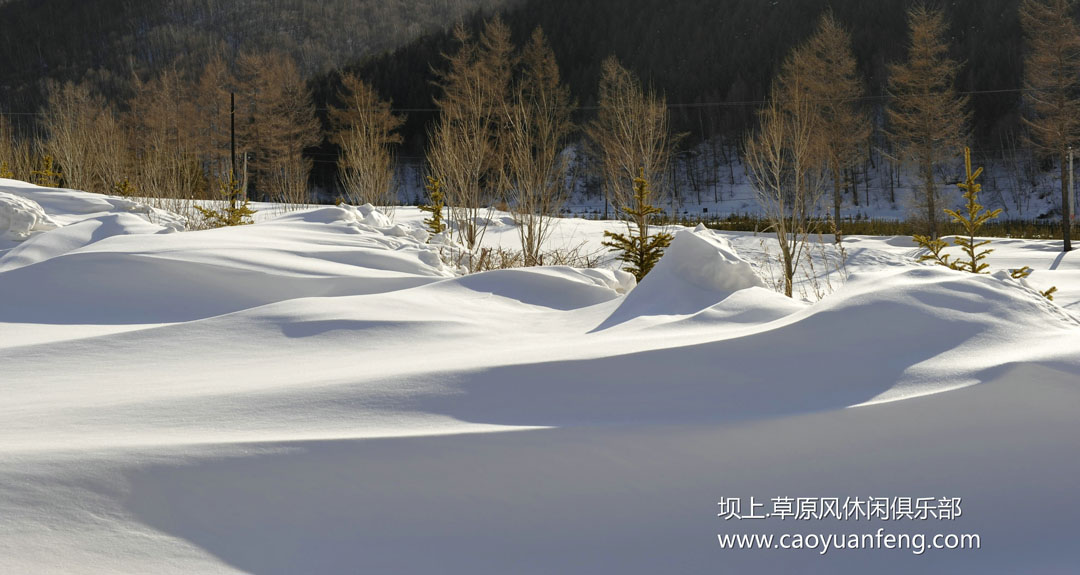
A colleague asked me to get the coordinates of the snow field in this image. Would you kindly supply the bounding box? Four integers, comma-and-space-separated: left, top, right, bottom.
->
1, 180, 1079, 573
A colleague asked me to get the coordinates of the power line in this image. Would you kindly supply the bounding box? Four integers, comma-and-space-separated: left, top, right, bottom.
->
0, 86, 1032, 118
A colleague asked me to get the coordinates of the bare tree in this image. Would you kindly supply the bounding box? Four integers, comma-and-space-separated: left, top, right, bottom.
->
504, 27, 576, 266
428, 17, 514, 250
93, 109, 128, 195
331, 73, 405, 213
744, 81, 826, 298
1020, 0, 1080, 252
782, 11, 871, 234
887, 4, 970, 239
0, 113, 15, 179
587, 56, 678, 220
41, 81, 111, 193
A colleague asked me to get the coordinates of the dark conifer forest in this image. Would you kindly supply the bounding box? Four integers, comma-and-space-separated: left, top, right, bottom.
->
0, 0, 1045, 148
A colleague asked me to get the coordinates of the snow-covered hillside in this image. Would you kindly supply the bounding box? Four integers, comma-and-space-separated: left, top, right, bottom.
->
2, 179, 1079, 574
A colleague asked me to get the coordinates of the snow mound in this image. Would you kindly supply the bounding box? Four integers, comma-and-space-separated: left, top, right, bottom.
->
597, 228, 764, 328
0, 191, 58, 240
0, 213, 169, 272
0, 179, 186, 231
276, 203, 393, 229
0, 204, 454, 324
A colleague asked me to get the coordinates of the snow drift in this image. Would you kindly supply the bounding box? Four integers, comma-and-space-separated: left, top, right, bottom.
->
596, 227, 766, 329
0, 191, 58, 240
2, 183, 1080, 574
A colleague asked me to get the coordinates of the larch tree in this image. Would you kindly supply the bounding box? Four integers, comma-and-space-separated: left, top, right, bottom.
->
236, 52, 320, 207
505, 27, 576, 266
193, 50, 236, 188
1020, 0, 1080, 252
887, 4, 970, 240
331, 73, 405, 213
126, 69, 204, 203
781, 11, 870, 236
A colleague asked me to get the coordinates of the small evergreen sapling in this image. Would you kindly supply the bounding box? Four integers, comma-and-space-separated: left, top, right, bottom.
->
419, 176, 447, 239
0, 161, 13, 179
914, 147, 1057, 299
196, 177, 256, 228
915, 148, 1001, 273
602, 170, 673, 281
31, 155, 62, 188
112, 178, 136, 197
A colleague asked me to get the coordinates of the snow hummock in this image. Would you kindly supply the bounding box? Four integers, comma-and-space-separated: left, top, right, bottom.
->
0, 191, 58, 239
597, 227, 766, 329
2, 181, 1080, 574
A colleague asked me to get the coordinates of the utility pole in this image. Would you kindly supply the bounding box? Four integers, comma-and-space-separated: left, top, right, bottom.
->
230, 92, 237, 211
1070, 146, 1075, 224
230, 92, 237, 183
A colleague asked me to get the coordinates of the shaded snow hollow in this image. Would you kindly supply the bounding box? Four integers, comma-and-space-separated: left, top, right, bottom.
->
1, 182, 1080, 574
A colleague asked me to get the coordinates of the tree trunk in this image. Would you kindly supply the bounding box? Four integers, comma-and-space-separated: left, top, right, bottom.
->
833, 176, 842, 227
925, 159, 938, 239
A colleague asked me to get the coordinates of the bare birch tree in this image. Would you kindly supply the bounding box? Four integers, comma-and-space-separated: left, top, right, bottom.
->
744, 81, 826, 298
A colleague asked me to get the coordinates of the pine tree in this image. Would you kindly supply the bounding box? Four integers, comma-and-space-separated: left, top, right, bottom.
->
944, 148, 1001, 273
419, 176, 447, 238
602, 170, 673, 281
0, 161, 12, 179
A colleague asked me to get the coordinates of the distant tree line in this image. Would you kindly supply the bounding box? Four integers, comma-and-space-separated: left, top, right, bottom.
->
348, 0, 1046, 153
1, 0, 1078, 257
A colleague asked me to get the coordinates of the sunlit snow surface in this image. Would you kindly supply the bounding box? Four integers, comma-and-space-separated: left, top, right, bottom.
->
1, 179, 1079, 574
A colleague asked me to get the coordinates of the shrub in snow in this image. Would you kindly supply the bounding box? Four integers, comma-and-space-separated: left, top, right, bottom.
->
195, 178, 256, 228
112, 178, 137, 197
